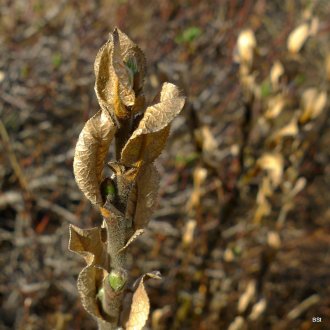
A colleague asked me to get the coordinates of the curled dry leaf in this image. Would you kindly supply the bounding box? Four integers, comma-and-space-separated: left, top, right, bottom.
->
117, 229, 145, 254
126, 164, 160, 230
287, 23, 310, 54
126, 271, 162, 330
94, 28, 146, 117
68, 225, 110, 324
121, 83, 185, 166
73, 110, 116, 205
300, 88, 327, 123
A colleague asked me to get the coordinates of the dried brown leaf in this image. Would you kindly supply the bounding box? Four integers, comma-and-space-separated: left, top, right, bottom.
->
68, 224, 107, 266
73, 110, 116, 205
112, 29, 135, 107
126, 271, 162, 330
68, 225, 109, 323
94, 28, 146, 116
121, 83, 185, 166
117, 229, 144, 253
132, 164, 160, 229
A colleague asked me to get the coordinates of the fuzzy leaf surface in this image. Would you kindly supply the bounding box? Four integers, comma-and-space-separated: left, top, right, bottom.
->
121, 83, 185, 166
68, 225, 109, 323
126, 271, 161, 330
73, 110, 116, 205
94, 28, 146, 116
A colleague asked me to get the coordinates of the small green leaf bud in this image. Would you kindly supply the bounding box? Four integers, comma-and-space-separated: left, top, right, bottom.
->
109, 269, 127, 292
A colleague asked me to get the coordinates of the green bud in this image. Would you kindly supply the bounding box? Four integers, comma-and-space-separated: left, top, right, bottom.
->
109, 270, 127, 292
125, 58, 138, 87
101, 178, 117, 203
105, 183, 116, 197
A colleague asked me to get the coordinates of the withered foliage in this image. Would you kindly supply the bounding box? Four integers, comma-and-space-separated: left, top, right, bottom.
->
70, 28, 185, 329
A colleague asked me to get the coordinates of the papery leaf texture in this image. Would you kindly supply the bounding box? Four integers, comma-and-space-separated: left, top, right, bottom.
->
125, 271, 162, 330
68, 225, 109, 323
94, 28, 146, 117
132, 164, 160, 229
73, 110, 116, 205
121, 83, 185, 166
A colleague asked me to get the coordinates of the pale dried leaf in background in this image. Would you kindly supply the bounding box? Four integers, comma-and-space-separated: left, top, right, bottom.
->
258, 153, 284, 188
126, 272, 161, 330
272, 116, 299, 141
73, 110, 116, 205
265, 95, 285, 119
248, 298, 267, 321
121, 83, 185, 166
194, 126, 217, 153
182, 219, 197, 247
236, 29, 256, 65
270, 61, 284, 90
267, 231, 281, 249
228, 316, 245, 330
287, 23, 310, 54
238, 280, 256, 313
300, 88, 327, 123
187, 166, 207, 214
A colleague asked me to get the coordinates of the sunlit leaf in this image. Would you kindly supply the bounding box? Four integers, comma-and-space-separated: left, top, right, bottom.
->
258, 153, 284, 187
112, 28, 135, 108
73, 110, 116, 205
272, 116, 299, 141
287, 23, 310, 54
68, 225, 110, 324
126, 271, 161, 330
270, 61, 284, 90
117, 229, 144, 253
236, 29, 256, 65
94, 28, 146, 117
132, 164, 160, 229
300, 88, 327, 123
265, 95, 285, 119
238, 280, 256, 313
121, 83, 185, 166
